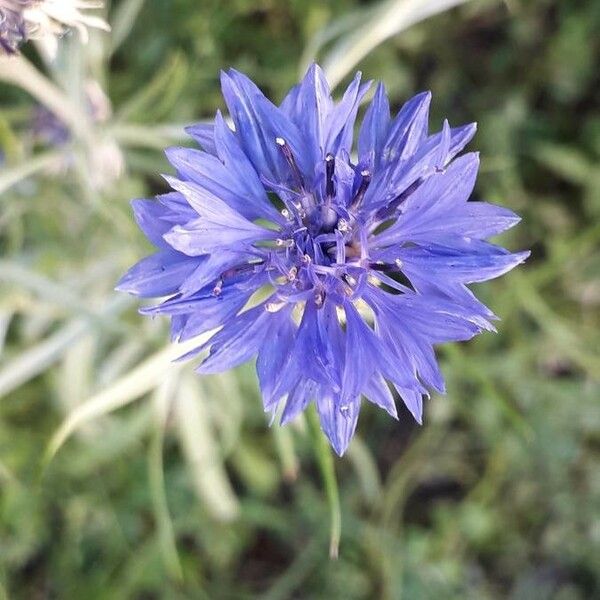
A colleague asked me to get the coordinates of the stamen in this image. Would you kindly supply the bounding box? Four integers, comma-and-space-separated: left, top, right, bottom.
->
287, 266, 298, 282
337, 218, 349, 233
275, 238, 295, 248
325, 153, 335, 198
321, 206, 338, 230
359, 226, 369, 261
349, 169, 372, 211
212, 279, 223, 296
335, 230, 346, 264
314, 290, 325, 307
265, 301, 285, 313
395, 258, 404, 269
275, 137, 304, 189
344, 274, 357, 286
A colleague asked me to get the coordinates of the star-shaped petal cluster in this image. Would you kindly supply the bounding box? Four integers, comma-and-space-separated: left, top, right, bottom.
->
118, 65, 529, 455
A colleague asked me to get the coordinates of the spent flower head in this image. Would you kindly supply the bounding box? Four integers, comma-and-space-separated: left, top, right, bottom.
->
0, 0, 109, 56
0, 0, 30, 53
118, 65, 529, 455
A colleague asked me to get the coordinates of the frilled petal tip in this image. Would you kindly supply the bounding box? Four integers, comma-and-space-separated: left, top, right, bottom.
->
316, 396, 360, 457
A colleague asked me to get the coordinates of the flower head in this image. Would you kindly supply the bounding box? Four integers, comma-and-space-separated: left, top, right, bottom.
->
118, 65, 529, 455
0, 0, 109, 56
0, 0, 30, 54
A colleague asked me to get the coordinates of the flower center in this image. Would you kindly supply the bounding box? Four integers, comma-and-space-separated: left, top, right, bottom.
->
265, 137, 376, 302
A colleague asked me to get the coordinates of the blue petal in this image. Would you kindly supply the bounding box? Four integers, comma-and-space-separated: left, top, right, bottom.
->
256, 310, 297, 411
165, 143, 280, 223
178, 251, 254, 298
185, 122, 217, 155
372, 154, 523, 245
393, 242, 530, 285
176, 285, 260, 341
368, 286, 483, 342
279, 81, 301, 116
131, 199, 175, 249
140, 272, 267, 340
371, 153, 480, 246
213, 111, 284, 223
381, 91, 431, 163
195, 303, 286, 372
365, 122, 477, 212
156, 192, 197, 224
429, 122, 477, 163
359, 290, 424, 389
316, 393, 360, 456
393, 385, 424, 424
393, 294, 482, 343
363, 372, 397, 419
341, 301, 378, 402
401, 275, 498, 332
276, 65, 369, 169
365, 287, 455, 393
358, 82, 390, 171
281, 64, 333, 168
281, 379, 316, 425
115, 251, 198, 297
165, 218, 276, 256
435, 119, 452, 170
163, 178, 278, 255
268, 299, 344, 406
220, 69, 311, 184
438, 203, 522, 239
326, 72, 371, 157
170, 315, 187, 341
295, 301, 341, 388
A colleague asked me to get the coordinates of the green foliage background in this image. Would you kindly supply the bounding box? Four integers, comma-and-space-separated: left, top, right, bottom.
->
0, 0, 599, 598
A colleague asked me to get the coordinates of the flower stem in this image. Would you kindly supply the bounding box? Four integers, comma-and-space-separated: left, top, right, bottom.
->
0, 150, 62, 195
306, 403, 341, 559
0, 55, 93, 144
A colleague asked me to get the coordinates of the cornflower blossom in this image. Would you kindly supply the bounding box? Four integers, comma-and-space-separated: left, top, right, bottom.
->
0, 0, 109, 56
118, 65, 529, 455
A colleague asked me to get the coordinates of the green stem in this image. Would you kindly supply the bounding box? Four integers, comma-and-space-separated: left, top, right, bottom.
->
149, 418, 184, 581
0, 55, 93, 144
273, 422, 299, 482
306, 404, 341, 559
0, 150, 62, 196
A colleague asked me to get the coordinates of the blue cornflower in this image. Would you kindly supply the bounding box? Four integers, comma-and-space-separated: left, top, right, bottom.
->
118, 65, 529, 456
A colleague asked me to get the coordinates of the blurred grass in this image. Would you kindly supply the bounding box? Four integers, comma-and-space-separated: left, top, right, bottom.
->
0, 0, 599, 598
